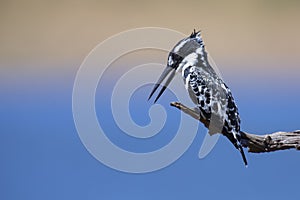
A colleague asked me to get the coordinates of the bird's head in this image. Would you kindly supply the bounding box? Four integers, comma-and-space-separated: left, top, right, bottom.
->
148, 29, 206, 103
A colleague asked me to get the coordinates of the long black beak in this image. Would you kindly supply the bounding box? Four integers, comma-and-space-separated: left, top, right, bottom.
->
148, 66, 176, 103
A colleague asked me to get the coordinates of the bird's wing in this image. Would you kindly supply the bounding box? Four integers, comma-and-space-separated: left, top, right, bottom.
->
187, 68, 212, 120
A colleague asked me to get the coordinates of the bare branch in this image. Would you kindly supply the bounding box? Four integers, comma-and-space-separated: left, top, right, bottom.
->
170, 102, 300, 153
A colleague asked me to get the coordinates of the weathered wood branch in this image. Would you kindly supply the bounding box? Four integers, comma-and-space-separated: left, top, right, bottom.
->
170, 102, 300, 153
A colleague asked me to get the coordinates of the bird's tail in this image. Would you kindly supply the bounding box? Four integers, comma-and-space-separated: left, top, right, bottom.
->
224, 132, 248, 166
237, 144, 248, 167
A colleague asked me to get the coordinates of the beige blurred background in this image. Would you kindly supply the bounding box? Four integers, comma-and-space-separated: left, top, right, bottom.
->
0, 0, 299, 71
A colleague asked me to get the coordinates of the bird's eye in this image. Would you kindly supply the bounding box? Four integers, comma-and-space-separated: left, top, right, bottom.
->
169, 52, 183, 66
170, 52, 182, 61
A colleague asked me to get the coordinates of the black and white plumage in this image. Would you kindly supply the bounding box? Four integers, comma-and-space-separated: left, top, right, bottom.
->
148, 30, 248, 166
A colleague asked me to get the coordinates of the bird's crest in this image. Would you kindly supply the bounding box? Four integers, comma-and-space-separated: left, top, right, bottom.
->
190, 29, 201, 38
190, 29, 203, 46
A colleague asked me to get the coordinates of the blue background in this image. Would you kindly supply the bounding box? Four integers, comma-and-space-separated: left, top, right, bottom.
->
1, 62, 300, 200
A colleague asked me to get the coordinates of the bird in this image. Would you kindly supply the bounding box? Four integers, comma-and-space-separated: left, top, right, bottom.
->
148, 29, 248, 166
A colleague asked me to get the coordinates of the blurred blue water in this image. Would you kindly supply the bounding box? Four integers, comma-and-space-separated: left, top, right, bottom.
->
0, 66, 299, 200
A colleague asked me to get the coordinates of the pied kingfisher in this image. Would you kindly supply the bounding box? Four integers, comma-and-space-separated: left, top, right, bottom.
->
148, 30, 248, 166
